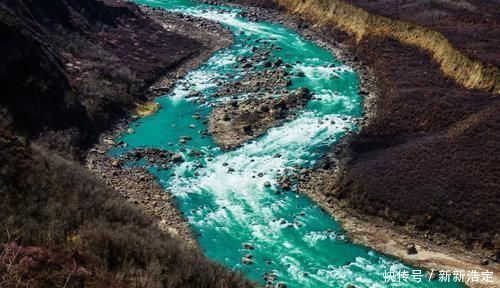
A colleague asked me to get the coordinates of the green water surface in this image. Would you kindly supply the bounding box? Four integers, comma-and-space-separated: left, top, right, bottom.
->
110, 1, 464, 287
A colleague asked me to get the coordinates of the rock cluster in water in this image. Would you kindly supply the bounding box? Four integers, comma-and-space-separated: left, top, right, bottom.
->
208, 87, 312, 150
215, 68, 292, 97
117, 148, 177, 170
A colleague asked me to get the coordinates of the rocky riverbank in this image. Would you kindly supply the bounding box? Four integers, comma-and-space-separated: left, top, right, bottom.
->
85, 7, 233, 242
295, 167, 500, 287
86, 144, 195, 243
0, 0, 258, 286
140, 6, 233, 95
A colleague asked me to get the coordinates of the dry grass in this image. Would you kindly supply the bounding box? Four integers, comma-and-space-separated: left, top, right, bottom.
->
275, 0, 500, 93
0, 115, 256, 288
136, 102, 160, 117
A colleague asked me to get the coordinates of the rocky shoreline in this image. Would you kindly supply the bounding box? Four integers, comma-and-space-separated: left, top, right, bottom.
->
141, 6, 233, 96
85, 7, 233, 243
86, 146, 195, 244
296, 168, 500, 287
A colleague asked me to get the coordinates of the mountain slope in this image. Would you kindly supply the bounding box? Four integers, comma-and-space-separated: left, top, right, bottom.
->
0, 0, 255, 287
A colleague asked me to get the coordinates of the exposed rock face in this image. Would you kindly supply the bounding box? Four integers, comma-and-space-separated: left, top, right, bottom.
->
208, 87, 311, 150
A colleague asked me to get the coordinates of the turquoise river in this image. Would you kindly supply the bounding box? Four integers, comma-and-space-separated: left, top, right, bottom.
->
111, 0, 463, 287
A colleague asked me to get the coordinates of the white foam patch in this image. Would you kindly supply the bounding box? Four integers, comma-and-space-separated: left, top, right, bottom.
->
295, 63, 353, 80
183, 8, 287, 40
303, 231, 328, 246
167, 50, 236, 103
313, 89, 358, 112
168, 111, 354, 250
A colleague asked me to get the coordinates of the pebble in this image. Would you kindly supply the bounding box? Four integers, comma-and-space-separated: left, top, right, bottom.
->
406, 243, 418, 255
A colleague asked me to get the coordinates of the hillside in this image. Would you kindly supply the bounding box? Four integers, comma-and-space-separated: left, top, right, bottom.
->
0, 0, 201, 142
0, 0, 254, 287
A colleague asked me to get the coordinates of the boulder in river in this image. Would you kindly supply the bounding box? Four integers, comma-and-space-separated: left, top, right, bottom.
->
264, 271, 277, 282
243, 243, 254, 250
241, 255, 253, 265
171, 153, 184, 163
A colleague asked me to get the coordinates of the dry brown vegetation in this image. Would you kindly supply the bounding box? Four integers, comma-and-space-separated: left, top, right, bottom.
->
273, 0, 499, 93
317, 22, 499, 253
0, 0, 256, 287
345, 0, 500, 67
0, 0, 201, 144
0, 113, 255, 288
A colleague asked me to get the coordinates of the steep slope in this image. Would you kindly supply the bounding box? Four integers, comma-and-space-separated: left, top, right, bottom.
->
0, 115, 254, 288
0, 0, 255, 287
346, 0, 500, 67
273, 0, 499, 93
0, 0, 201, 142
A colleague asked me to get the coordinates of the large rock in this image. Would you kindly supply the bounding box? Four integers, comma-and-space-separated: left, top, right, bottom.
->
171, 153, 184, 163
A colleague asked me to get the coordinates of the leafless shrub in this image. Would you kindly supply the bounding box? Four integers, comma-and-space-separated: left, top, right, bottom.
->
0, 116, 255, 287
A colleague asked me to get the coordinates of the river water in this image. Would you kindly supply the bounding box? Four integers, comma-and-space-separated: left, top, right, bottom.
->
111, 1, 462, 287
